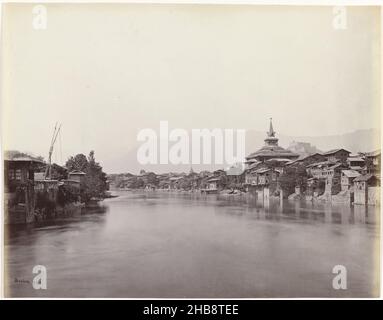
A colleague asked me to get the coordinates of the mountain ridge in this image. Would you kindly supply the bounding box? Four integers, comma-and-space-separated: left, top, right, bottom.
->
108, 128, 380, 173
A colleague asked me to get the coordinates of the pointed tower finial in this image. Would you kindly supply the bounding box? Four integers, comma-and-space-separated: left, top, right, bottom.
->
268, 118, 275, 137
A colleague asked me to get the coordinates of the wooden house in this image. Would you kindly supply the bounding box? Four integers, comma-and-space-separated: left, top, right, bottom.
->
225, 164, 245, 186
347, 156, 365, 172
364, 150, 381, 174
4, 155, 44, 224
354, 174, 380, 205
289, 153, 326, 167
68, 170, 86, 183
323, 149, 351, 163
340, 170, 360, 191
201, 176, 220, 194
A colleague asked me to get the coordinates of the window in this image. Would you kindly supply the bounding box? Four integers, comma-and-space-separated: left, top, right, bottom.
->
8, 169, 15, 180
15, 169, 22, 181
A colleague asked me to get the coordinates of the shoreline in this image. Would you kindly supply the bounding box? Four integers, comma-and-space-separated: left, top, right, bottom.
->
110, 188, 381, 207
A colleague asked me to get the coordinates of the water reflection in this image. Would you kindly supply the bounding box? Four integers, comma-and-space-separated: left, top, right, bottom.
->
5, 205, 109, 243
4, 191, 380, 298
204, 192, 379, 226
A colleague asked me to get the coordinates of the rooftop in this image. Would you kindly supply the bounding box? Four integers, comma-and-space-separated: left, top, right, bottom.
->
226, 166, 244, 176
341, 170, 361, 178
347, 157, 364, 162
255, 168, 271, 174
307, 159, 340, 168
323, 148, 351, 156
365, 150, 381, 157
246, 119, 299, 161
297, 153, 324, 161
69, 170, 86, 175
4, 155, 44, 164
354, 174, 376, 182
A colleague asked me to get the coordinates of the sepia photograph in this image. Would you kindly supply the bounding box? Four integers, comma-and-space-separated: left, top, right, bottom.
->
0, 1, 381, 301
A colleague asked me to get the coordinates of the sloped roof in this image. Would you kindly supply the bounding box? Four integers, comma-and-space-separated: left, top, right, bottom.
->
297, 153, 325, 161
354, 174, 375, 182
349, 166, 363, 170
328, 163, 343, 170
365, 150, 381, 157
265, 158, 292, 163
323, 148, 351, 156
307, 159, 340, 168
347, 157, 364, 162
226, 166, 244, 176
169, 176, 183, 181
255, 168, 271, 174
246, 145, 299, 160
246, 162, 260, 171
69, 170, 86, 175
63, 179, 80, 184
4, 155, 44, 163
341, 170, 361, 178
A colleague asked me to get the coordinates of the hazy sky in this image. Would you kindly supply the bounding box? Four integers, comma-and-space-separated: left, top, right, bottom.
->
1, 4, 380, 172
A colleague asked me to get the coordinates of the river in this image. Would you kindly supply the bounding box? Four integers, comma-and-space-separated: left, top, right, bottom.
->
4, 190, 380, 298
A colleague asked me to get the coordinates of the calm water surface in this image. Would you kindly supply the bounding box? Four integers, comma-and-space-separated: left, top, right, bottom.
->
5, 191, 380, 297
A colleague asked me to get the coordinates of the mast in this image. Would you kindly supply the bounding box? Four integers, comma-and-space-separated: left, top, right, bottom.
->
44, 123, 62, 179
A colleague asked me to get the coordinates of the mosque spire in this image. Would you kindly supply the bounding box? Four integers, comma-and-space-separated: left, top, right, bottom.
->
268, 118, 276, 137
264, 118, 278, 146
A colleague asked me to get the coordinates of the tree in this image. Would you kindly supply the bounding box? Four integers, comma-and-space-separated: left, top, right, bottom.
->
65, 151, 108, 203
146, 172, 159, 186
66, 154, 88, 172
279, 164, 308, 195
180, 179, 192, 190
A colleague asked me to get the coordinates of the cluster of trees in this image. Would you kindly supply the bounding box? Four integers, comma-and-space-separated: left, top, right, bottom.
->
279, 164, 308, 196
34, 151, 108, 215
109, 169, 235, 191
65, 151, 108, 203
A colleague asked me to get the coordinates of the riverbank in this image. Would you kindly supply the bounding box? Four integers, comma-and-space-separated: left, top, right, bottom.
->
112, 187, 381, 207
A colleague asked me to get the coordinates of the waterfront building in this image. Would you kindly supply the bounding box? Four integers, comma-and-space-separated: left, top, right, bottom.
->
254, 168, 272, 186
245, 119, 300, 163
323, 149, 351, 163
169, 176, 184, 190
207, 177, 220, 191
68, 170, 86, 184
364, 150, 381, 174
354, 174, 380, 205
245, 119, 298, 194
341, 170, 361, 192
225, 164, 245, 186
308, 160, 349, 197
306, 160, 347, 180
347, 156, 365, 172
4, 155, 44, 224
287, 153, 326, 167
34, 179, 60, 203
200, 176, 220, 194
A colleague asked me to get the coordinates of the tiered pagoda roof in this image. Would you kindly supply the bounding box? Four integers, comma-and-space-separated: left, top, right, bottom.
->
246, 118, 299, 162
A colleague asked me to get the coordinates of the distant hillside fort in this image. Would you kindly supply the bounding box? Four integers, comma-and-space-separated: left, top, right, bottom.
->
288, 141, 320, 156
